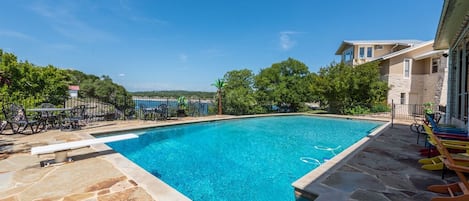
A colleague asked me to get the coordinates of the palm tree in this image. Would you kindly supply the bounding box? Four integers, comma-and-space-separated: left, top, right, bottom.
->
211, 78, 226, 115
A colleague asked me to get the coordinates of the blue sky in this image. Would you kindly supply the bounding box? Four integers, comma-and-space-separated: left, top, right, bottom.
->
0, 0, 443, 92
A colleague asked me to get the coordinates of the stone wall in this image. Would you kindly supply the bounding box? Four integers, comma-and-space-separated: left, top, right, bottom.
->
385, 74, 411, 104
383, 56, 448, 106
384, 73, 447, 106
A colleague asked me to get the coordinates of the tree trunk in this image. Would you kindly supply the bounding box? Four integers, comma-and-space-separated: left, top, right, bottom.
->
218, 90, 222, 115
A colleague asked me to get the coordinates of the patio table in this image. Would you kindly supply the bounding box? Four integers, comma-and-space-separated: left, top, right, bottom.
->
141, 107, 157, 120
27, 108, 73, 130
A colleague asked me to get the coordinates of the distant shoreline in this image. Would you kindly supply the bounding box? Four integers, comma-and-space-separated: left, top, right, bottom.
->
132, 96, 212, 103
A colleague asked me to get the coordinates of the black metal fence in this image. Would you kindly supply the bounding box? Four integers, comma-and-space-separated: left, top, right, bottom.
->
134, 97, 214, 119
0, 95, 215, 121
0, 93, 444, 123
390, 103, 443, 120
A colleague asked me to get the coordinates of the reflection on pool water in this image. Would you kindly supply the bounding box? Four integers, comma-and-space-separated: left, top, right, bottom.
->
105, 115, 382, 201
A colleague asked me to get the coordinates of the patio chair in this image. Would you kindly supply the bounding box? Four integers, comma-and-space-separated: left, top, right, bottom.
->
38, 103, 59, 129
155, 104, 168, 120
2, 104, 42, 134
426, 114, 467, 134
419, 125, 469, 172
139, 104, 154, 120
426, 124, 469, 200
0, 120, 7, 134
61, 105, 86, 131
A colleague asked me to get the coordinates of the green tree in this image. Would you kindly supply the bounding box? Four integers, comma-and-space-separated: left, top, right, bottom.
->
254, 58, 311, 112
211, 78, 226, 115
222, 69, 263, 115
311, 61, 388, 114
0, 49, 134, 113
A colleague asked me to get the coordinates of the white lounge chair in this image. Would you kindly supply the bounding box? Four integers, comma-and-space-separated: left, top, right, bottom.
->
31, 134, 138, 165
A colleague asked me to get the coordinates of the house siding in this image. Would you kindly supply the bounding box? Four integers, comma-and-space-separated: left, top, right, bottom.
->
374, 45, 394, 57
337, 40, 448, 107
388, 44, 434, 74
378, 43, 447, 107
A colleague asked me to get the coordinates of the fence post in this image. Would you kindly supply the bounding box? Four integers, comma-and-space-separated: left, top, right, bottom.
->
123, 95, 127, 120
391, 99, 394, 128
166, 98, 169, 119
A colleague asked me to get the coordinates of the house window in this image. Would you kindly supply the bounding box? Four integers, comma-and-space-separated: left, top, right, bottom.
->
404, 58, 411, 78
343, 48, 353, 62
400, 93, 406, 104
359, 47, 365, 58
432, 58, 440, 73
367, 47, 373, 58
375, 45, 383, 50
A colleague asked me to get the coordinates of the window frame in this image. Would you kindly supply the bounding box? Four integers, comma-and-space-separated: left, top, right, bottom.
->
359, 47, 365, 58
358, 46, 373, 58
343, 47, 353, 62
403, 58, 412, 79
431, 57, 440, 73
366, 47, 373, 58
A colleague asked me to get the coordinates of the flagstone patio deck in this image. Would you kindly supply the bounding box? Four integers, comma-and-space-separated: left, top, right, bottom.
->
0, 115, 459, 201
294, 119, 459, 201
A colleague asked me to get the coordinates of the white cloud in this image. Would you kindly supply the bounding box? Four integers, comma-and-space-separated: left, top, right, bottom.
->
118, 0, 167, 25
179, 53, 188, 62
118, 73, 126, 77
279, 31, 301, 51
29, 3, 116, 43
0, 30, 36, 41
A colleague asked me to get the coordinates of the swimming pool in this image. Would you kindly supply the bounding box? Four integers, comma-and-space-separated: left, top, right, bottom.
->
104, 115, 383, 201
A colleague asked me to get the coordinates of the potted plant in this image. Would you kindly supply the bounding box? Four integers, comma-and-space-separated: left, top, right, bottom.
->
423, 102, 434, 118
177, 96, 188, 117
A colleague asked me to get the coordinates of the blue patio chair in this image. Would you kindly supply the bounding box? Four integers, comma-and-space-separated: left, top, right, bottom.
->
426, 114, 467, 135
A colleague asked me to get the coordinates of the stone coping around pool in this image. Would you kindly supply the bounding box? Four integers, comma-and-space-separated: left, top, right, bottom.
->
82, 113, 390, 201
291, 120, 392, 198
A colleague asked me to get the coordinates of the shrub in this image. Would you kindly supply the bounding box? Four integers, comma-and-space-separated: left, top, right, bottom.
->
371, 103, 390, 113
345, 105, 370, 115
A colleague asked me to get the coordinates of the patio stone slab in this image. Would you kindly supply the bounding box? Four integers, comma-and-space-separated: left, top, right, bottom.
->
0, 171, 13, 190
97, 187, 154, 201
17, 158, 127, 201
375, 173, 415, 190
349, 189, 391, 201
302, 123, 457, 200
0, 196, 18, 201
62, 192, 95, 201
323, 171, 386, 193
13, 166, 54, 184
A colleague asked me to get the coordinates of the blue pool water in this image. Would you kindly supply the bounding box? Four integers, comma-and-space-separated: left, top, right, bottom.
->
105, 116, 382, 201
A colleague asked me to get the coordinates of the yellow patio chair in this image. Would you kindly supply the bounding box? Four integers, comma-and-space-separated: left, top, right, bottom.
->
425, 124, 469, 201
418, 125, 469, 171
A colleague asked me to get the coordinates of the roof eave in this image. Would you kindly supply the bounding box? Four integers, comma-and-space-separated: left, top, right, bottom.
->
380, 40, 434, 60
434, 0, 469, 50
335, 41, 352, 55
414, 50, 449, 60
